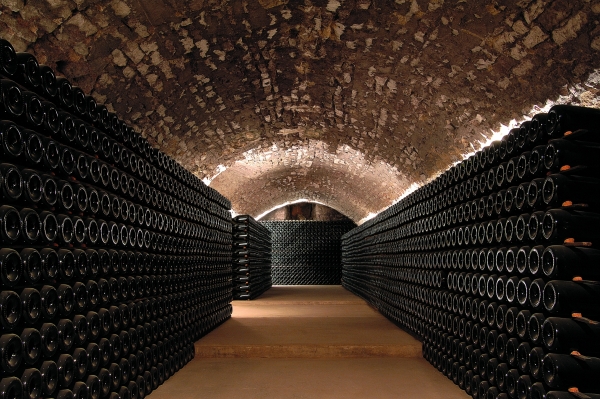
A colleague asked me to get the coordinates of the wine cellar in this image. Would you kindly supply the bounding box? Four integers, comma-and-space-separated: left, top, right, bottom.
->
1, 1, 600, 399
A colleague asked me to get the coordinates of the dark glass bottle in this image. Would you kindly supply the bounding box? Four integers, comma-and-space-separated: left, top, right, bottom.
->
0, 248, 21, 287
546, 104, 600, 138
542, 174, 600, 208
20, 288, 41, 326
542, 209, 600, 244
0, 39, 18, 76
19, 208, 41, 243
544, 280, 600, 318
0, 121, 24, 159
0, 333, 22, 373
20, 169, 43, 204
0, 79, 24, 117
21, 91, 45, 127
0, 164, 23, 202
0, 377, 23, 399
542, 317, 600, 355
42, 100, 61, 134
39, 64, 58, 98
542, 245, 600, 280
544, 139, 600, 173
20, 367, 43, 399
542, 353, 600, 391
20, 248, 41, 285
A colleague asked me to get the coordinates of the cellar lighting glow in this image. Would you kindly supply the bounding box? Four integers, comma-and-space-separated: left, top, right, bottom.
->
254, 198, 330, 221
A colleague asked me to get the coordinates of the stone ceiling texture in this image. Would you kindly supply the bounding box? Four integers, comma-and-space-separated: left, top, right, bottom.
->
2, 0, 600, 222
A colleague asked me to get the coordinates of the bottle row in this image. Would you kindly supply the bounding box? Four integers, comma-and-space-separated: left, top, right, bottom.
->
1, 274, 231, 327
0, 119, 230, 229
0, 161, 231, 239
343, 245, 600, 284
1, 246, 233, 289
0, 209, 232, 255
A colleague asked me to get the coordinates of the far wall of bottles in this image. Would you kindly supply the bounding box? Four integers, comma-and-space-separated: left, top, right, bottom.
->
262, 220, 356, 285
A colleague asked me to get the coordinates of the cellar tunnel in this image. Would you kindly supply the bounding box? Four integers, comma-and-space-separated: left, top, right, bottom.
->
1, 0, 600, 398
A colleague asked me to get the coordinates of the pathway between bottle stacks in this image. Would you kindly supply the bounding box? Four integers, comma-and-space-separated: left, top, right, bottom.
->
150, 286, 467, 399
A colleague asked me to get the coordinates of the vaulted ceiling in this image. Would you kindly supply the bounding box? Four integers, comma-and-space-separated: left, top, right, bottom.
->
3, 0, 599, 221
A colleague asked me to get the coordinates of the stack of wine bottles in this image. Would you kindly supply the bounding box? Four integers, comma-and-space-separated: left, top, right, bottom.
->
262, 221, 356, 285
232, 215, 272, 300
0, 38, 233, 399
342, 105, 600, 399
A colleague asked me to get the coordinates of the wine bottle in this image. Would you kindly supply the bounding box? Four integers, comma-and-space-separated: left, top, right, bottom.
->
57, 181, 74, 212
58, 146, 75, 177
108, 362, 122, 392
20, 327, 42, 365
542, 174, 600, 208
39, 64, 58, 97
0, 333, 22, 373
0, 247, 22, 287
40, 360, 58, 396
72, 86, 87, 118
542, 209, 600, 244
542, 245, 600, 280
56, 353, 74, 388
20, 367, 43, 399
529, 113, 549, 145
19, 208, 41, 243
0, 377, 23, 399
15, 52, 42, 89
0, 79, 24, 117
542, 317, 600, 355
72, 381, 88, 399
72, 347, 88, 380
39, 322, 59, 359
546, 104, 600, 138
544, 139, 600, 172
0, 165, 23, 202
20, 169, 42, 204
0, 121, 24, 160
40, 286, 58, 321
97, 368, 112, 398
0, 39, 18, 76
22, 91, 45, 127
20, 288, 41, 326
544, 280, 600, 318
19, 248, 41, 285
56, 77, 73, 110
542, 353, 600, 391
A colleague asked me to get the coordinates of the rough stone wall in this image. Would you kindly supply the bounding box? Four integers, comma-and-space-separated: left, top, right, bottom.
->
3, 0, 600, 221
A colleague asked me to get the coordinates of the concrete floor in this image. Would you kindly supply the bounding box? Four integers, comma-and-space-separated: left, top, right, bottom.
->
149, 286, 467, 399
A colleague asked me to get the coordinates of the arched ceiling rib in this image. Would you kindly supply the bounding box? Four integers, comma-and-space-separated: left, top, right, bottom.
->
2, 0, 600, 220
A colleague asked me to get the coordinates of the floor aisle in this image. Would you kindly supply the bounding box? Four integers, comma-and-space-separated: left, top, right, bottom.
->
149, 286, 466, 399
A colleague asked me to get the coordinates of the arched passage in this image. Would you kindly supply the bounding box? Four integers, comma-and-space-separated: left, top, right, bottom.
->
210, 140, 416, 223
